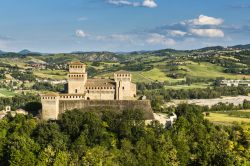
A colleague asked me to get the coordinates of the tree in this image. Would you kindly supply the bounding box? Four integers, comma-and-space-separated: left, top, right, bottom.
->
6, 135, 39, 166
33, 122, 69, 150
82, 146, 119, 166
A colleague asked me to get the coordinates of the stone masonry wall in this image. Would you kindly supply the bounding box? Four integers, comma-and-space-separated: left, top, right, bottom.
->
59, 100, 154, 120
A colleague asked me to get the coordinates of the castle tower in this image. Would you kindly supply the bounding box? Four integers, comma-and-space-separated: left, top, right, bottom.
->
67, 62, 87, 94
114, 71, 136, 100
41, 92, 60, 120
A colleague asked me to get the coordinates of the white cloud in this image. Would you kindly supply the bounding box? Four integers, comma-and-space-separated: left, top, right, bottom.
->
107, 0, 140, 7
107, 0, 157, 8
190, 28, 224, 38
146, 33, 176, 46
142, 0, 157, 8
95, 34, 136, 43
75, 30, 87, 38
77, 17, 88, 21
189, 15, 224, 26
168, 30, 187, 37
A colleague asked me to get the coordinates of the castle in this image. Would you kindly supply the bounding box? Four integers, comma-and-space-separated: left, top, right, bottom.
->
41, 62, 153, 120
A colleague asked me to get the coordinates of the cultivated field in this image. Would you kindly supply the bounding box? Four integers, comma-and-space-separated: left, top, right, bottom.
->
0, 88, 16, 97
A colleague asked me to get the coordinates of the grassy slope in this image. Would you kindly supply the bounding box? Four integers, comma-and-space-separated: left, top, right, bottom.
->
205, 112, 250, 124
0, 88, 16, 97
33, 70, 67, 80
181, 62, 249, 79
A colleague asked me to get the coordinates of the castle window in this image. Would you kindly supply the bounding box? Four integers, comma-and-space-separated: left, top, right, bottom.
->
123, 87, 125, 90
75, 89, 78, 93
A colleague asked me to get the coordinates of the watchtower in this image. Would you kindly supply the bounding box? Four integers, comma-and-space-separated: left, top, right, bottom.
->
114, 71, 135, 100
67, 62, 87, 94
41, 92, 60, 120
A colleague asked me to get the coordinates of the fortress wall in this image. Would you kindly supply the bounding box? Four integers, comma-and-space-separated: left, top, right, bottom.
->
59, 100, 154, 120
85, 90, 115, 100
59, 94, 85, 100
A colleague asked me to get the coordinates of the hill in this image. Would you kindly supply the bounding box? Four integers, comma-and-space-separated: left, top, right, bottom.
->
230, 44, 250, 50
0, 44, 250, 83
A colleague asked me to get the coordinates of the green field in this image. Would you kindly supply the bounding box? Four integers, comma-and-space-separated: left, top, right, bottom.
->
165, 83, 210, 90
205, 112, 250, 124
0, 88, 16, 97
181, 62, 250, 79
98, 61, 250, 84
33, 70, 67, 80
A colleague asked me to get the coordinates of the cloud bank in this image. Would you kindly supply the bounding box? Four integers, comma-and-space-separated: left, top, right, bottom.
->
74, 15, 231, 50
107, 0, 157, 8
187, 15, 224, 26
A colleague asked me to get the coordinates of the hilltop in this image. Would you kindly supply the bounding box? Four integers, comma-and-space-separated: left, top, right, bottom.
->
0, 44, 250, 83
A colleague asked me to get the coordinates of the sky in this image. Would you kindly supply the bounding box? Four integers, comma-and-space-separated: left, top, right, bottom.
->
0, 0, 250, 53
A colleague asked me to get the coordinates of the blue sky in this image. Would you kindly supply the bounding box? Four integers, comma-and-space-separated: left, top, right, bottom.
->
0, 0, 250, 52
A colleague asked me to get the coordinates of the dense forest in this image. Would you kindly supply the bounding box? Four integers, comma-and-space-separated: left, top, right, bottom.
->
0, 104, 249, 166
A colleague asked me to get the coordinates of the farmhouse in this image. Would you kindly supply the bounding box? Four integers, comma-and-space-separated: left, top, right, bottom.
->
41, 62, 153, 120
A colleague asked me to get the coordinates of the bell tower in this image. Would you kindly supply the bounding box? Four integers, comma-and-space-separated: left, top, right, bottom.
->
67, 62, 87, 94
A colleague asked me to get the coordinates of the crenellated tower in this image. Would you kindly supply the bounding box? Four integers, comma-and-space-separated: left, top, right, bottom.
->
114, 71, 136, 100
41, 92, 60, 120
67, 62, 87, 94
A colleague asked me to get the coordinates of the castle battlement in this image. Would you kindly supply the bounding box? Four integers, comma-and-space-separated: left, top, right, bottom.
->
40, 61, 149, 121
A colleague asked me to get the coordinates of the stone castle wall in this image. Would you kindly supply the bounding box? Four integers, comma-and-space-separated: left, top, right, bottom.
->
58, 100, 154, 120
85, 89, 116, 100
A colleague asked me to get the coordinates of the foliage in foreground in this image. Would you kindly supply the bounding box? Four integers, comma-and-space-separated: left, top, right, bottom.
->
0, 105, 249, 166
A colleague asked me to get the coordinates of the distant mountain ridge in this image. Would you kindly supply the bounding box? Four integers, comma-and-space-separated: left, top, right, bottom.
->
198, 46, 225, 51
0, 44, 250, 56
18, 49, 33, 55
0, 50, 6, 55
229, 44, 250, 49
